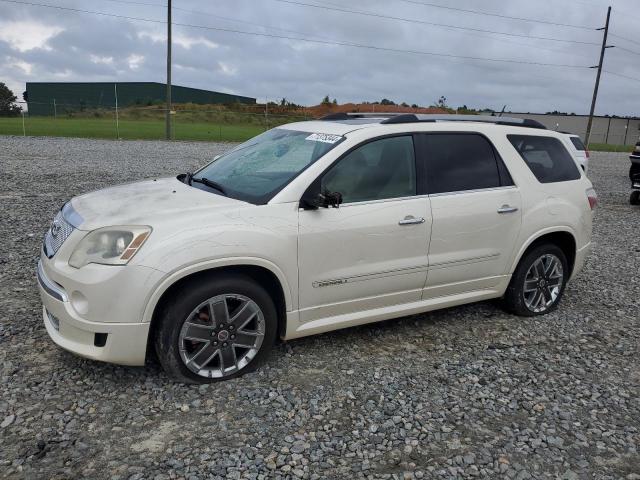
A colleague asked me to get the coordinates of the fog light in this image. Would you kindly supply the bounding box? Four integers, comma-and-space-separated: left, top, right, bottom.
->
70, 291, 89, 315
46, 310, 60, 331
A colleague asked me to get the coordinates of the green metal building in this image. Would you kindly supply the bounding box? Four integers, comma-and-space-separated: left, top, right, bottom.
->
25, 82, 256, 116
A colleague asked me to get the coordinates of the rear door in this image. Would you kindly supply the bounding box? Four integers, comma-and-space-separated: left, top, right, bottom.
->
418, 132, 522, 297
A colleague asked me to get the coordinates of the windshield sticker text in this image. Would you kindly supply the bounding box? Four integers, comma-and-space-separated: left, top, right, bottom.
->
306, 133, 342, 144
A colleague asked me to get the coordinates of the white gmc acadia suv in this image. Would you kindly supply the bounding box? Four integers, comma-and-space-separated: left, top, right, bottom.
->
37, 114, 596, 383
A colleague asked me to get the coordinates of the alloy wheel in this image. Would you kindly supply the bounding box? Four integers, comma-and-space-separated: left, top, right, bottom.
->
523, 254, 564, 313
178, 294, 265, 378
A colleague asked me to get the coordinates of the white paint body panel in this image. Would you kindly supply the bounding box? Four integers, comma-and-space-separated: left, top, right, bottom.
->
38, 120, 594, 366
425, 187, 522, 296
298, 196, 431, 322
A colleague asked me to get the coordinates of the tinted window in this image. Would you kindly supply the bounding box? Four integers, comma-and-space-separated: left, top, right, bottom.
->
508, 135, 581, 183
322, 136, 416, 203
424, 134, 503, 194
570, 136, 586, 151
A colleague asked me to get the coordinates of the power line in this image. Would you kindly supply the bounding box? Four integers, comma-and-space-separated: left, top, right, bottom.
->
0, 0, 593, 69
273, 0, 601, 46
84, 0, 428, 48
612, 45, 640, 57
603, 70, 640, 84
609, 33, 640, 48
106, 0, 600, 60
99, 0, 166, 7
394, 0, 597, 31
1, 0, 165, 22
171, 5, 341, 44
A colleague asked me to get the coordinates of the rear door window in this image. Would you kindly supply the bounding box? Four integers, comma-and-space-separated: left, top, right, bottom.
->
422, 133, 510, 194
508, 135, 581, 183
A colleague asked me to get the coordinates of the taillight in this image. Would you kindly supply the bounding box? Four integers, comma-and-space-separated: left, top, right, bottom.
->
586, 188, 597, 210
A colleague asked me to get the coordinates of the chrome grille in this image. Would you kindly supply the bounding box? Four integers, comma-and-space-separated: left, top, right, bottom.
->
43, 210, 74, 258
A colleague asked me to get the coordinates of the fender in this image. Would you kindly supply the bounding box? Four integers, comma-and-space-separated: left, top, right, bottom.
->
508, 226, 577, 275
141, 256, 294, 324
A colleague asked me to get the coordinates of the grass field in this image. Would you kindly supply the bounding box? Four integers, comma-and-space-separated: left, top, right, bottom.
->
0, 117, 271, 142
587, 142, 634, 153
0, 115, 637, 151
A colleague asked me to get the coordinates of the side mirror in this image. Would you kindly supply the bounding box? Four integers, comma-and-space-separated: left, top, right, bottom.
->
301, 190, 343, 209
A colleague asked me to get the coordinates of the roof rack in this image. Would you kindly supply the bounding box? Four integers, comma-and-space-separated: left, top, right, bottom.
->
380, 114, 546, 129
319, 112, 405, 120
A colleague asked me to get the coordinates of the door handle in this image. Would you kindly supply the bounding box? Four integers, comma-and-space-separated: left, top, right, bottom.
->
399, 215, 426, 226
497, 205, 519, 214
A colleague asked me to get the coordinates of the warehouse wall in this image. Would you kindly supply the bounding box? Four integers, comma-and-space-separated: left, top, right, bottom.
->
508, 112, 640, 146
26, 82, 255, 116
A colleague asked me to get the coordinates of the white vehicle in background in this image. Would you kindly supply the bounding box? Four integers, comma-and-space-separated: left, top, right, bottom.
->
562, 133, 590, 174
630, 140, 640, 180
37, 113, 596, 383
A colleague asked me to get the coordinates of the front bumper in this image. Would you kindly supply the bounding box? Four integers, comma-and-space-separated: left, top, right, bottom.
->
37, 259, 151, 366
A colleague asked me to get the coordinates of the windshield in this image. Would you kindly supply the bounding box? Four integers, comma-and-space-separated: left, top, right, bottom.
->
194, 128, 344, 204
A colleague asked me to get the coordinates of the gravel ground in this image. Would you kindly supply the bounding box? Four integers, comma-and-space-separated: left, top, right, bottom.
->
0, 136, 638, 480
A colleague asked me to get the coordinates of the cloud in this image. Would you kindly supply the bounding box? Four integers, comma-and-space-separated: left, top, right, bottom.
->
127, 54, 144, 70
0, 20, 62, 52
0, 0, 638, 115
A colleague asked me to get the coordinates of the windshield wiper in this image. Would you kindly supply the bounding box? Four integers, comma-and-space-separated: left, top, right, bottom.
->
183, 171, 227, 196
186, 173, 227, 196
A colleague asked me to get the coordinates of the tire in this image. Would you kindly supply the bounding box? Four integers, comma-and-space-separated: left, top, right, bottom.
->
154, 273, 278, 383
502, 243, 568, 317
631, 190, 640, 206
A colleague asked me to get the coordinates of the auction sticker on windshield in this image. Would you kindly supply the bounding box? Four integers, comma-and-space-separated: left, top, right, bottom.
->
305, 133, 343, 144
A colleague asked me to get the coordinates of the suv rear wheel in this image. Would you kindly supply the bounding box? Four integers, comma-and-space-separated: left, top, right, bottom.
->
154, 274, 277, 383
503, 243, 569, 316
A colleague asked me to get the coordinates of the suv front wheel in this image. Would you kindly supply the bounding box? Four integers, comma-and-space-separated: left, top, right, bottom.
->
503, 243, 569, 316
154, 274, 277, 383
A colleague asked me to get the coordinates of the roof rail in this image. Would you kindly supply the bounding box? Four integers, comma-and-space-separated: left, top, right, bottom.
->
319, 112, 405, 120
380, 114, 547, 129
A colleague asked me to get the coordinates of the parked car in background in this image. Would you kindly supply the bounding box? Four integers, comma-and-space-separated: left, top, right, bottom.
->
630, 140, 640, 180
37, 113, 596, 383
562, 133, 590, 174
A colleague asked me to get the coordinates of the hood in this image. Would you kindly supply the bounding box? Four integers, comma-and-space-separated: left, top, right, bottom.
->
71, 177, 248, 230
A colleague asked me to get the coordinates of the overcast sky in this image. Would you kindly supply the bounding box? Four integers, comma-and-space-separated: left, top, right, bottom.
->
0, 0, 639, 115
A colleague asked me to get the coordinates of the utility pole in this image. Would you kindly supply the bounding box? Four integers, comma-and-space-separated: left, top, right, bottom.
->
585, 6, 613, 146
265, 97, 268, 131
624, 118, 630, 145
165, 0, 172, 140
114, 83, 120, 140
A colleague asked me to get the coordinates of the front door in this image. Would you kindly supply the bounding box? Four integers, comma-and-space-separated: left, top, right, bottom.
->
297, 135, 432, 323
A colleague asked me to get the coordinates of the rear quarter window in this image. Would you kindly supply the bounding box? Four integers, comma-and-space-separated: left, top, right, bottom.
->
508, 135, 581, 183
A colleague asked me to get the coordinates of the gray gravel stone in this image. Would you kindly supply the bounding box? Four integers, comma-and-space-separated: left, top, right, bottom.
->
0, 137, 639, 479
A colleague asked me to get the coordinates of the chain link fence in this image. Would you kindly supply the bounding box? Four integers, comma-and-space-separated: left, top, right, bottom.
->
1, 101, 638, 150
0, 101, 315, 142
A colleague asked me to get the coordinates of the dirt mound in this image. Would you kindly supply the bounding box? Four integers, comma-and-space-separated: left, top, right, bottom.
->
305, 103, 450, 117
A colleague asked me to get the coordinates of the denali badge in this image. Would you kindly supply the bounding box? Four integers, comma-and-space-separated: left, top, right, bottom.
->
313, 279, 347, 288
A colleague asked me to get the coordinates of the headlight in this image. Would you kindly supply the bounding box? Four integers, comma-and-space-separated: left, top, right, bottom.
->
69, 226, 151, 268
